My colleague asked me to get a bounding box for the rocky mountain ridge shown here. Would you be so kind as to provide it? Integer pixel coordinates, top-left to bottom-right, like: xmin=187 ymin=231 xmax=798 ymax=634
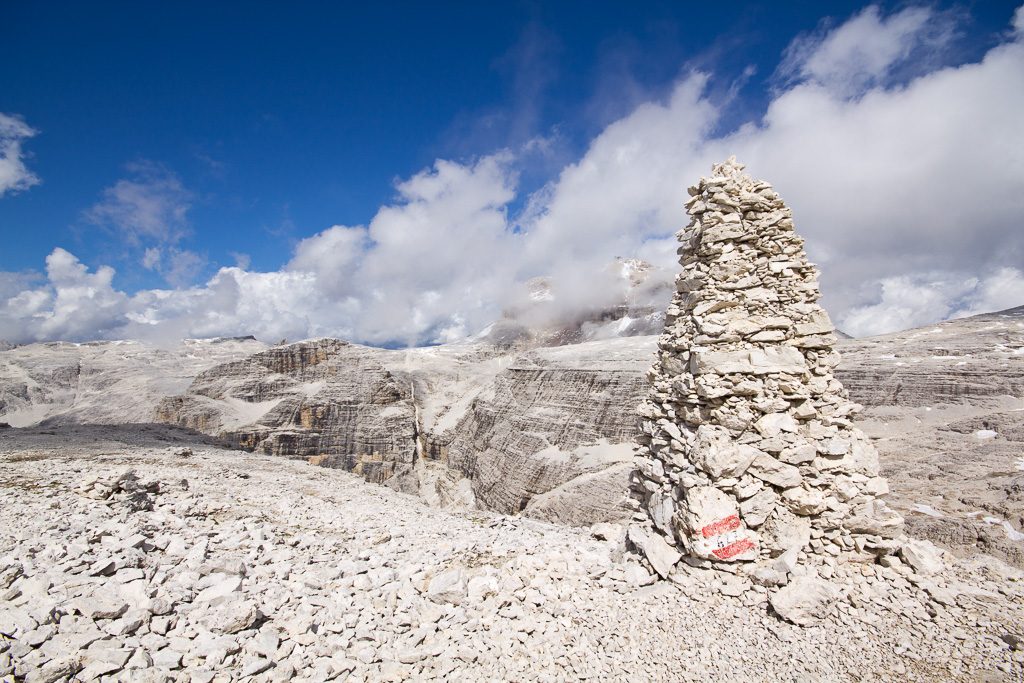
xmin=0 ymin=338 xmax=266 ymax=428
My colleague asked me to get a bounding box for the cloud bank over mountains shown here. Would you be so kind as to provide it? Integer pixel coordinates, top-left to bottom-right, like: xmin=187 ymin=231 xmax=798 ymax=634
xmin=2 ymin=4 xmax=1023 ymax=345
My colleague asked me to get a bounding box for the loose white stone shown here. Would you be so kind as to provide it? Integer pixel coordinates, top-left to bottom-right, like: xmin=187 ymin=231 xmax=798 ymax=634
xmin=427 ymin=568 xmax=467 ymax=605
xmin=770 ymin=577 xmax=842 ymax=626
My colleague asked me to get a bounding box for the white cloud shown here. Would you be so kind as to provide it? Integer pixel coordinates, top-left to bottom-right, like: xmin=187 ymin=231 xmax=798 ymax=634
xmin=83 ymin=162 xmax=207 ymax=287
xmin=286 ymin=155 xmax=519 ymax=344
xmin=777 ymin=5 xmax=955 ymax=97
xmin=2 ymin=4 xmax=1023 ymax=345
xmin=142 ymin=248 xmax=161 ymax=270
xmin=287 ymin=225 xmax=368 ymax=298
xmin=840 ymin=272 xmax=977 ymax=337
xmin=84 ymin=162 xmax=193 ymax=246
xmin=956 ymin=267 xmax=1024 ymax=319
xmin=0 ymin=249 xmax=129 ymax=342
xmin=162 ymin=249 xmax=205 ymax=288
xmin=716 ymin=16 xmax=1024 ymax=326
xmin=840 ymin=268 xmax=1024 ymax=337
xmin=229 ymin=252 xmax=251 ymax=270
xmin=0 ymin=113 xmax=40 ymax=197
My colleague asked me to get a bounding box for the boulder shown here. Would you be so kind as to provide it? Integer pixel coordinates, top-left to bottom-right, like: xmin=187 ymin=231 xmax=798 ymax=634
xmin=692 ymin=425 xmax=761 ymax=478
xmin=748 ymin=454 xmax=802 ymax=488
xmin=760 ymin=508 xmax=811 ymax=556
xmin=681 ymin=487 xmax=758 ymax=562
xmin=427 ymin=567 xmax=467 ymax=605
xmin=900 ymin=539 xmax=944 ymax=576
xmin=627 ymin=525 xmax=682 ymax=578
xmin=770 ymin=577 xmax=842 ymax=626
xmin=200 ymin=598 xmax=261 ymax=634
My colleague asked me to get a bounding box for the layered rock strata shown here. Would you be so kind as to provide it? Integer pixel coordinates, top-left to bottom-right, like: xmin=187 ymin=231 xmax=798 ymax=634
xmin=156 ymin=339 xmax=416 ymax=483
xmin=434 ymin=337 xmax=649 ymax=525
xmin=632 ymin=158 xmax=904 ymax=579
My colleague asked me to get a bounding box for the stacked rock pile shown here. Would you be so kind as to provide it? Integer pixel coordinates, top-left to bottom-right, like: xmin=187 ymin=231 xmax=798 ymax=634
xmin=76 ymin=470 xmax=165 ymax=513
xmin=631 ymin=157 xmax=905 ymax=584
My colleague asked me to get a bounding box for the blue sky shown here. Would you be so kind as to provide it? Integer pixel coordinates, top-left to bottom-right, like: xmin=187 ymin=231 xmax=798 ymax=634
xmin=1 ymin=2 xmax=1023 ymax=345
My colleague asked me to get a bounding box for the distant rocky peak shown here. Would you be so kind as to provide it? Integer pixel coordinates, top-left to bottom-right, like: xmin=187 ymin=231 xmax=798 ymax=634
xmin=480 ymin=258 xmax=673 ymax=349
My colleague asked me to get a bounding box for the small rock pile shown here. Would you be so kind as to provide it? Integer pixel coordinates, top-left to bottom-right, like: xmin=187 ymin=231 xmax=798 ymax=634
xmin=76 ymin=470 xmax=166 ymax=513
xmin=632 ymin=157 xmax=905 ymax=585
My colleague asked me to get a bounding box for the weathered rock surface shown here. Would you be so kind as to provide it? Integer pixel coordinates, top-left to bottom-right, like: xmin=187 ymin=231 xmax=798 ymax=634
xmin=770 ymin=577 xmax=843 ymax=626
xmin=155 ymin=339 xmax=417 ymax=483
xmin=837 ymin=305 xmax=1024 ymax=568
xmin=836 ymin=306 xmax=1024 ymax=408
xmin=0 ymin=338 xmax=265 ymax=427
xmin=435 ymin=337 xmax=650 ymax=524
xmin=1 ymin=425 xmax=1022 ymax=681
xmin=151 ymin=337 xmax=645 ymax=522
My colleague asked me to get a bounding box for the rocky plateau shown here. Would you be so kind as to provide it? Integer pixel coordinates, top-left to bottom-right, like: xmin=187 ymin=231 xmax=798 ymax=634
xmin=2 ymin=304 xmax=1020 ymax=569
xmin=0 ymin=425 xmax=1021 ymax=681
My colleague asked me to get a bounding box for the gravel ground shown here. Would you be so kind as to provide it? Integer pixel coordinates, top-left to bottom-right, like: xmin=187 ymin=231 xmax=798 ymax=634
xmin=0 ymin=425 xmax=1022 ymax=682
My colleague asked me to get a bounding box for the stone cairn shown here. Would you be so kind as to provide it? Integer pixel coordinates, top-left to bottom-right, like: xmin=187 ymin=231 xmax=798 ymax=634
xmin=630 ymin=157 xmax=904 ymax=585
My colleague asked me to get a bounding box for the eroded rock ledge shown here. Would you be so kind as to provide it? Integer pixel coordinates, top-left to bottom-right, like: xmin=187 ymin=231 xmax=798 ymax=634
xmin=155 ymin=339 xmax=416 ymax=483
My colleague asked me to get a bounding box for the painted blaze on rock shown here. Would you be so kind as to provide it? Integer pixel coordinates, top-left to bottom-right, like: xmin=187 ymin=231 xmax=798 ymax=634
xmin=630 ymin=157 xmax=903 ymax=573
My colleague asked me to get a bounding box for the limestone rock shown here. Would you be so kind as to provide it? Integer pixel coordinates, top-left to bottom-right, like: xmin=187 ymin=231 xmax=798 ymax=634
xmin=157 ymin=339 xmax=416 ymax=484
xmin=680 ymin=487 xmax=758 ymax=562
xmin=770 ymin=577 xmax=843 ymax=626
xmin=739 ymin=488 xmax=778 ymax=528
xmin=0 ymin=337 xmax=266 ymax=428
xmin=0 ymin=422 xmax=1021 ymax=680
xmin=627 ymin=525 xmax=682 ymax=578
xmin=782 ymin=486 xmax=827 ymax=515
xmin=899 ymin=539 xmax=945 ymax=576
xmin=692 ymin=425 xmax=761 ymax=479
xmin=748 ymin=454 xmax=802 ymax=488
xmin=759 ymin=506 xmax=811 ymax=556
xmin=438 ymin=338 xmax=647 ymax=524
xmin=427 ymin=568 xmax=467 ymax=605
xmin=200 ymin=599 xmax=260 ymax=634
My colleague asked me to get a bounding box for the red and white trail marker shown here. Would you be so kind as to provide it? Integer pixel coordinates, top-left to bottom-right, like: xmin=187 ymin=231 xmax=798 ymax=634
xmin=696 ymin=514 xmax=757 ymax=561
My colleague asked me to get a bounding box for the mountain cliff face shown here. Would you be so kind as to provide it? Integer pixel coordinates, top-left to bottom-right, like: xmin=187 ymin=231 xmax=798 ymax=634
xmin=155 ymin=339 xmax=417 ymax=483
xmin=833 ymin=305 xmax=1024 ymax=567
xmin=0 ymin=337 xmax=266 ymax=427
xmin=151 ymin=336 xmax=651 ymax=526
xmin=431 ymin=337 xmax=652 ymax=525
xmin=835 ymin=305 xmax=1024 ymax=407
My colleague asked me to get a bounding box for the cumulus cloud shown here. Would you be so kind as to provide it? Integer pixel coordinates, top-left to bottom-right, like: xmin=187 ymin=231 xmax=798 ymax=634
xmin=285 ymin=155 xmax=519 ymax=344
xmin=840 ymin=269 xmax=1024 ymax=337
xmin=0 ymin=113 xmax=40 ymax=197
xmin=2 ymin=4 xmax=1023 ymax=345
xmin=0 ymin=249 xmax=129 ymax=343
